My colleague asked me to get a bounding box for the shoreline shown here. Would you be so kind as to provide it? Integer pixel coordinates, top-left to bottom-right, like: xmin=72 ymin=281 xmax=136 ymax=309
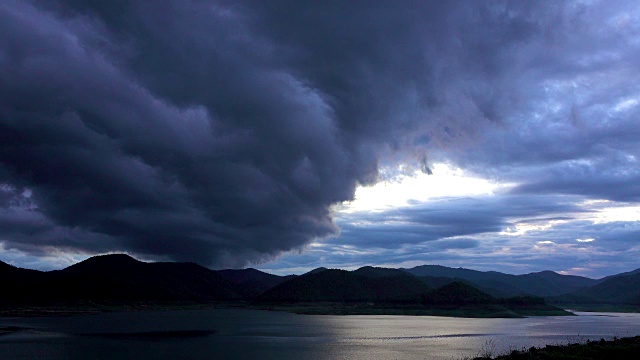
xmin=1 ymin=301 xmax=573 ymax=318
xmin=0 ymin=301 xmax=246 ymax=318
xmin=250 ymin=302 xmax=574 ymax=318
xmin=470 ymin=336 xmax=640 ymax=359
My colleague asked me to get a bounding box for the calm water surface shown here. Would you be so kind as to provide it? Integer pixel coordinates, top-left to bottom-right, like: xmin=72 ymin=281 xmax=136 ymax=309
xmin=1 ymin=309 xmax=639 ymax=359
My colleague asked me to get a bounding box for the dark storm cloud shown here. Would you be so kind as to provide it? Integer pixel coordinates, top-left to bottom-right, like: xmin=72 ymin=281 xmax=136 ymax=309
xmin=3 ymin=0 xmax=638 ymax=268
xmin=1 ymin=0 xmax=551 ymax=266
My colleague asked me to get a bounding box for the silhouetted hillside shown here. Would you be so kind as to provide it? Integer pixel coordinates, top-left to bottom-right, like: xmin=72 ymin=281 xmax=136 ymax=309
xmin=253 ymin=271 xmax=566 ymax=317
xmin=353 ymin=266 xmax=525 ymax=297
xmin=517 ymin=271 xmax=597 ymax=297
xmin=0 ymin=260 xmax=40 ymax=276
xmin=255 ymin=269 xmax=430 ymax=303
xmin=352 ymin=266 xmax=408 ymax=278
xmin=0 ymin=256 xmax=634 ymax=316
xmin=216 ymin=268 xmax=296 ymax=298
xmin=1 ymin=255 xmax=244 ymax=305
xmin=56 ymin=254 xmax=244 ymax=302
xmin=0 ymin=260 xmax=11 ymax=271
xmin=0 ymin=261 xmax=46 ymax=304
xmin=403 ymin=265 xmax=597 ymax=297
xmin=421 ymin=281 xmax=495 ymax=305
xmin=554 ymin=272 xmax=640 ymax=305
xmin=596 ymin=267 xmax=640 ymax=283
xmin=305 ymin=267 xmax=328 ymax=275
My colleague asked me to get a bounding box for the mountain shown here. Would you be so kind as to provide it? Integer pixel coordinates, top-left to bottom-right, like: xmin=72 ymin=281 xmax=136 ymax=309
xmin=596 ymin=267 xmax=640 ymax=283
xmin=403 ymin=265 xmax=526 ymax=296
xmin=353 ymin=265 xmax=544 ymax=297
xmin=56 ymin=254 xmax=244 ymax=302
xmin=351 ymin=266 xmax=409 ymax=278
xmin=253 ymin=270 xmax=567 ymax=317
xmin=0 ymin=260 xmax=43 ymax=276
xmin=556 ymin=272 xmax=640 ymax=305
xmin=0 ymin=260 xmax=11 ymax=271
xmin=403 ymin=265 xmax=597 ymax=297
xmin=216 ymin=268 xmax=296 ymax=298
xmin=255 ymin=269 xmax=431 ymax=303
xmin=2 ymin=256 xmax=636 ymax=315
xmin=0 ymin=261 xmax=47 ymax=304
xmin=0 ymin=260 xmax=38 ymax=276
xmin=421 ymin=281 xmax=495 ymax=305
xmin=1 ymin=254 xmax=244 ymax=305
xmin=304 ymin=267 xmax=328 ymax=275
xmin=515 ymin=271 xmax=597 ymax=297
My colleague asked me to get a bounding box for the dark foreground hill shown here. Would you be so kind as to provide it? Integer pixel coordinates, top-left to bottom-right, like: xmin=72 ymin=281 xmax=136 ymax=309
xmin=0 ymin=260 xmax=47 ymax=302
xmin=52 ymin=254 xmax=245 ymax=302
xmin=1 ymin=254 xmax=244 ymax=306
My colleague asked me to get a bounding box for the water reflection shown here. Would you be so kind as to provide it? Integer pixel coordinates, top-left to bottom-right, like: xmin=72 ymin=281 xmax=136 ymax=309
xmin=1 ymin=309 xmax=639 ymax=360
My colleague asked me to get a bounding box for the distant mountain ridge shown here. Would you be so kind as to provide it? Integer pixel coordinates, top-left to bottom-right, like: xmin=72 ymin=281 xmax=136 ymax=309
xmin=216 ymin=268 xmax=296 ymax=298
xmin=402 ymin=265 xmax=598 ymax=297
xmin=252 ymin=270 xmax=570 ymax=317
xmin=255 ymin=269 xmax=430 ymax=303
xmin=2 ymin=256 xmax=639 ymax=312
xmin=401 ymin=264 xmax=639 ymax=307
xmin=551 ymin=271 xmax=640 ymax=305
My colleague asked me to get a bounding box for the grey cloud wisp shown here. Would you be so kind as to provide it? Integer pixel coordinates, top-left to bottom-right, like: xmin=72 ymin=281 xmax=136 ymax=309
xmin=2 ymin=0 xmax=636 ymax=268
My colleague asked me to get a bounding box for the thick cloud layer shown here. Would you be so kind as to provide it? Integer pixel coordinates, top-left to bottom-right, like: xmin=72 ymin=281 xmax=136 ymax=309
xmin=2 ymin=1 xmax=639 ymax=271
xmin=0 ymin=0 xmax=531 ymax=266
xmin=436 ymin=0 xmax=640 ymax=201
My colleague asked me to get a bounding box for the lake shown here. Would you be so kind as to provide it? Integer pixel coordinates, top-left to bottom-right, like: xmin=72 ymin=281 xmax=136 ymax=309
xmin=1 ymin=309 xmax=639 ymax=359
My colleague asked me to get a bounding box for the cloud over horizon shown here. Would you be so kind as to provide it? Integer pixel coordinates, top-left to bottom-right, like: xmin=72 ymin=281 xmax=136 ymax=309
xmin=2 ymin=0 xmax=640 ymax=274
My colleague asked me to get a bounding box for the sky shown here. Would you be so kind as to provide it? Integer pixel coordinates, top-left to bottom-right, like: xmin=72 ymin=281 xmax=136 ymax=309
xmin=1 ymin=0 xmax=640 ymax=278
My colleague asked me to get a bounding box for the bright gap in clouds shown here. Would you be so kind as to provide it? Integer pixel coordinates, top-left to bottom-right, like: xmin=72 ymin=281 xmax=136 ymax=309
xmin=591 ymin=205 xmax=640 ymax=224
xmin=337 ymin=163 xmax=504 ymax=213
xmin=574 ymin=199 xmax=640 ymax=223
